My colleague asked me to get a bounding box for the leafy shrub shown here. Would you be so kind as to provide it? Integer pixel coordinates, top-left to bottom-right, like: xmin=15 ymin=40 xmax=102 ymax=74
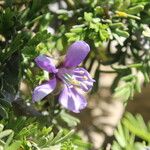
xmin=1 ymin=0 xmax=150 ymax=149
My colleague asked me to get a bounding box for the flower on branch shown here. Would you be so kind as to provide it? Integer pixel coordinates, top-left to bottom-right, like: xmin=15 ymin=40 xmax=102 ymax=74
xmin=32 ymin=41 xmax=95 ymax=113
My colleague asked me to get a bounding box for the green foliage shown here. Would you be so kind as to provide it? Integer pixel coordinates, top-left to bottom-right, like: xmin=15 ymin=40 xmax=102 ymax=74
xmin=112 ymin=112 xmax=150 ymax=150
xmin=114 ymin=74 xmax=141 ymax=102
xmin=59 ymin=110 xmax=80 ymax=127
xmin=1 ymin=0 xmax=150 ymax=149
xmin=22 ymin=30 xmax=51 ymax=58
xmin=0 ymin=117 xmax=91 ymax=150
xmin=123 ymin=113 xmax=150 ymax=142
xmin=66 ymin=12 xmax=109 ymax=47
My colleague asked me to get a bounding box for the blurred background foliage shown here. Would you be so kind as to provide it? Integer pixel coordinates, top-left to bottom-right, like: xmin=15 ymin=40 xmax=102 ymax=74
xmin=1 ymin=0 xmax=150 ymax=149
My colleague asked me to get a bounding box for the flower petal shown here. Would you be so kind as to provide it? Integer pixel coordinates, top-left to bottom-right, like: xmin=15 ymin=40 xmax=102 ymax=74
xmin=59 ymin=86 xmax=87 ymax=113
xmin=32 ymin=78 xmax=56 ymax=102
xmin=35 ymin=55 xmax=58 ymax=73
xmin=73 ymin=68 xmax=95 ymax=92
xmin=64 ymin=41 xmax=90 ymax=68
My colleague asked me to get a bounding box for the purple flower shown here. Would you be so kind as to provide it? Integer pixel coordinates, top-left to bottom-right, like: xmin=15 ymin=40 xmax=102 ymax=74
xmin=32 ymin=41 xmax=95 ymax=113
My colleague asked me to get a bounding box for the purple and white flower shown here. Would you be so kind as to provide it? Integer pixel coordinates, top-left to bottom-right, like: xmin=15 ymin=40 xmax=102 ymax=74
xmin=32 ymin=41 xmax=95 ymax=113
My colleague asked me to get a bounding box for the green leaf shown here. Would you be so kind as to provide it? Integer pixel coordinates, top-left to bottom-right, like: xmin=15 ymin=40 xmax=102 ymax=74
xmin=50 ymin=130 xmax=63 ymax=145
xmin=142 ymin=25 xmax=150 ymax=37
xmin=0 ymin=125 xmax=4 ymax=132
xmin=123 ymin=113 xmax=150 ymax=142
xmin=0 ymin=130 xmax=13 ymax=139
xmin=114 ymin=29 xmax=129 ymax=38
xmin=5 ymin=140 xmax=22 ymax=150
xmin=60 ymin=111 xmax=80 ymax=127
xmin=84 ymin=12 xmax=93 ymax=22
xmin=0 ymin=99 xmax=12 ymax=108
xmin=42 ymin=144 xmax=61 ymax=150
xmin=54 ymin=130 xmax=75 ymax=144
xmin=114 ymin=123 xmax=126 ymax=147
xmin=56 ymin=38 xmax=64 ymax=51
xmin=70 ymin=27 xmax=83 ymax=33
xmin=114 ymin=84 xmax=131 ymax=101
xmin=94 ymin=6 xmax=104 ymax=15
xmin=110 ymin=23 xmax=124 ymax=29
xmin=0 ymin=105 xmax=8 ymax=119
xmin=127 ymin=5 xmax=144 ymax=15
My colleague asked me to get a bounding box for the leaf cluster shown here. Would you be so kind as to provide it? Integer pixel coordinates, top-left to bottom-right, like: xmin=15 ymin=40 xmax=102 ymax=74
xmin=111 ymin=112 xmax=150 ymax=150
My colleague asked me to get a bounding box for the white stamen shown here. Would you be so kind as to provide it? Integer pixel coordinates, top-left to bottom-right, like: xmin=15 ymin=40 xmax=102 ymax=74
xmin=83 ymin=76 xmax=88 ymax=80
xmin=63 ymin=73 xmax=80 ymax=86
xmin=74 ymin=70 xmax=85 ymax=74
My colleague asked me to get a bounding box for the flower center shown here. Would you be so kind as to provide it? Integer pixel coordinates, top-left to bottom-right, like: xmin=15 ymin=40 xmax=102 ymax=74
xmin=63 ymin=73 xmax=80 ymax=86
xmin=56 ymin=68 xmax=93 ymax=92
xmin=57 ymin=68 xmax=80 ymax=87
